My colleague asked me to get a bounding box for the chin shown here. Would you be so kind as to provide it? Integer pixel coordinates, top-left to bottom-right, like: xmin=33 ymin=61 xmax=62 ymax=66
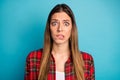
xmin=55 ymin=41 xmax=64 ymax=44
xmin=54 ymin=40 xmax=68 ymax=45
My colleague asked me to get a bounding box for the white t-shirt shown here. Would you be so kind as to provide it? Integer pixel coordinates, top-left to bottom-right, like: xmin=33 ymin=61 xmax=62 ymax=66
xmin=56 ymin=71 xmax=65 ymax=80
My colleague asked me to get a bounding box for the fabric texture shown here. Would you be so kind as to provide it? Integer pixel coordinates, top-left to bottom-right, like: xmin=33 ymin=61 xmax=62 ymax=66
xmin=25 ymin=49 xmax=95 ymax=80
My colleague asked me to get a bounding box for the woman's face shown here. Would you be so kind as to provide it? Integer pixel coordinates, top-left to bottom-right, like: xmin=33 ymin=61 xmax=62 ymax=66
xmin=50 ymin=12 xmax=72 ymax=45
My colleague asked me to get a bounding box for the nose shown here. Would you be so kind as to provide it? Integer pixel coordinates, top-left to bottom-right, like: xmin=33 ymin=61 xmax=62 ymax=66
xmin=57 ymin=23 xmax=63 ymax=32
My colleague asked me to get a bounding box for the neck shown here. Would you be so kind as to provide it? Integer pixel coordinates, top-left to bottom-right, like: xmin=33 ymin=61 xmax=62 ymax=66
xmin=52 ymin=42 xmax=70 ymax=56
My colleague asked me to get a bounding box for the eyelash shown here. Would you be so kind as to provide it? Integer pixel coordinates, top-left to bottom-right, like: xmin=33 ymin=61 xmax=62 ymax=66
xmin=64 ymin=22 xmax=69 ymax=26
xmin=51 ymin=22 xmax=58 ymax=26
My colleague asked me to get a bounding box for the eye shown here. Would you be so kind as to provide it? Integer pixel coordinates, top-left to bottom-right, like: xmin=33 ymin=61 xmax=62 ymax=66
xmin=64 ymin=22 xmax=70 ymax=26
xmin=51 ymin=22 xmax=58 ymax=26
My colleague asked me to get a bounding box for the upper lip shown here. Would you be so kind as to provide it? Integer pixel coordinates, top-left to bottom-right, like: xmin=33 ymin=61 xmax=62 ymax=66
xmin=56 ymin=34 xmax=64 ymax=36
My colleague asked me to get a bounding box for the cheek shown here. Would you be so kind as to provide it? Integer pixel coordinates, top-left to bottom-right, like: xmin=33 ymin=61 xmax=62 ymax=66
xmin=50 ymin=26 xmax=57 ymax=34
xmin=65 ymin=29 xmax=72 ymax=38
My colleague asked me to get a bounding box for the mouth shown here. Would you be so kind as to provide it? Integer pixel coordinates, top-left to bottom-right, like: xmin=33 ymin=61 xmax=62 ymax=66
xmin=56 ymin=34 xmax=64 ymax=39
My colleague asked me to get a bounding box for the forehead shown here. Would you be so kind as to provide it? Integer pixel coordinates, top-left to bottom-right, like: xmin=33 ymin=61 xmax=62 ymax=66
xmin=51 ymin=12 xmax=71 ymax=21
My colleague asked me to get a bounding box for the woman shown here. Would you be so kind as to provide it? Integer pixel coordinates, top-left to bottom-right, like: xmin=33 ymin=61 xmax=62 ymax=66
xmin=25 ymin=4 xmax=95 ymax=80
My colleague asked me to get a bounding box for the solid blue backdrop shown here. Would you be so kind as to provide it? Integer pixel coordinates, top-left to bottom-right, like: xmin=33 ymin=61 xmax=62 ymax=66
xmin=0 ymin=0 xmax=120 ymax=80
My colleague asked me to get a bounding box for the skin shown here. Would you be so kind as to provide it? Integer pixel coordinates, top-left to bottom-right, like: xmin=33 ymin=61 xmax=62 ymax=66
xmin=50 ymin=12 xmax=72 ymax=72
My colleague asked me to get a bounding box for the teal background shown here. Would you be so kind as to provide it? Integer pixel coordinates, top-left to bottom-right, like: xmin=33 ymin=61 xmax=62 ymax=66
xmin=0 ymin=0 xmax=120 ymax=80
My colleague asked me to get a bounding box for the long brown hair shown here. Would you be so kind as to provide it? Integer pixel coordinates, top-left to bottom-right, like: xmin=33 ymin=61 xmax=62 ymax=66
xmin=38 ymin=4 xmax=85 ymax=80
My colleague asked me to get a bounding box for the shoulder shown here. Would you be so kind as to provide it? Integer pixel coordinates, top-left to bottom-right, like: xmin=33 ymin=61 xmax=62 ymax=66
xmin=81 ymin=51 xmax=95 ymax=79
xmin=26 ymin=49 xmax=43 ymax=60
xmin=81 ymin=51 xmax=94 ymax=61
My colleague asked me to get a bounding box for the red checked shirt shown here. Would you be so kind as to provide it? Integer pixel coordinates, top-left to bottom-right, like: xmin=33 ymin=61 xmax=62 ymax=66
xmin=25 ymin=49 xmax=95 ymax=80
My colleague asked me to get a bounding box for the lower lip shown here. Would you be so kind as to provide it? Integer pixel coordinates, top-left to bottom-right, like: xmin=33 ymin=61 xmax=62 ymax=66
xmin=56 ymin=35 xmax=64 ymax=39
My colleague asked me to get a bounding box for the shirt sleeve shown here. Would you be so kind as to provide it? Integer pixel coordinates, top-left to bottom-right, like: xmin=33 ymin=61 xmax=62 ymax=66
xmin=24 ymin=53 xmax=31 ymax=80
xmin=24 ymin=51 xmax=38 ymax=80
xmin=24 ymin=49 xmax=42 ymax=80
xmin=82 ymin=52 xmax=95 ymax=80
xmin=89 ymin=54 xmax=95 ymax=80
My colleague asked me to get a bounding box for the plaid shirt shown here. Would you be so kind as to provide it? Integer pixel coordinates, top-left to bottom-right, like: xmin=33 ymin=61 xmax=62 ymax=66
xmin=25 ymin=49 xmax=95 ymax=80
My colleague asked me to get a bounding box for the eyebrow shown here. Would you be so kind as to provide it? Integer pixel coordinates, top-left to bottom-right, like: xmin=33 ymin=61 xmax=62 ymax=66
xmin=51 ymin=19 xmax=58 ymax=21
xmin=63 ymin=20 xmax=70 ymax=22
